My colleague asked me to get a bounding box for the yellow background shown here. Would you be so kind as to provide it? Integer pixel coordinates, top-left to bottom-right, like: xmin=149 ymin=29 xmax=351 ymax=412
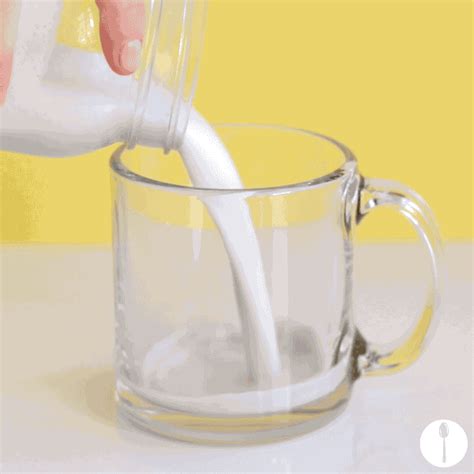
xmin=1 ymin=0 xmax=472 ymax=243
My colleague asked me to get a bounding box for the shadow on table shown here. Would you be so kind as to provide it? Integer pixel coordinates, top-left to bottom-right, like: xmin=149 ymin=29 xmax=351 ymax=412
xmin=36 ymin=367 xmax=201 ymax=450
xmin=39 ymin=367 xmax=116 ymax=427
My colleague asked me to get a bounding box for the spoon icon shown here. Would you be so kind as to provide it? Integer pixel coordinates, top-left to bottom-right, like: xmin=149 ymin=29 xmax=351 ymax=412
xmin=439 ymin=422 xmax=449 ymax=463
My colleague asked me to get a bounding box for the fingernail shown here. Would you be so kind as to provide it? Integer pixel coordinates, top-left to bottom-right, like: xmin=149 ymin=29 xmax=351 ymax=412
xmin=119 ymin=40 xmax=141 ymax=73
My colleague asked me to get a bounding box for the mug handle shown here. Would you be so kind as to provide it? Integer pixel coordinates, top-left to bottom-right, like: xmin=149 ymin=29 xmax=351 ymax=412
xmin=354 ymin=177 xmax=443 ymax=376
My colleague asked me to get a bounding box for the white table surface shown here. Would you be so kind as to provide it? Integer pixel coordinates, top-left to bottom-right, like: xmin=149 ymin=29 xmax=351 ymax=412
xmin=1 ymin=243 xmax=472 ymax=473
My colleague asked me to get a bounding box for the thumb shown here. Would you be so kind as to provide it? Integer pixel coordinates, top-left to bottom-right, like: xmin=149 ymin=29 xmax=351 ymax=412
xmin=96 ymin=0 xmax=145 ymax=75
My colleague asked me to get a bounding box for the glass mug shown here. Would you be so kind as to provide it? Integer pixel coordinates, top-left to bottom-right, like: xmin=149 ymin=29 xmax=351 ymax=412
xmin=110 ymin=125 xmax=441 ymax=444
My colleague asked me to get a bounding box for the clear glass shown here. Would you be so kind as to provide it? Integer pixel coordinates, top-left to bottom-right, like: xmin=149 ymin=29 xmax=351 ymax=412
xmin=110 ymin=125 xmax=442 ymax=444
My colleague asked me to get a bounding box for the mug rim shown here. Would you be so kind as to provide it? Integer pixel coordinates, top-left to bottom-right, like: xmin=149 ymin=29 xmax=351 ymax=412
xmin=110 ymin=123 xmax=358 ymax=196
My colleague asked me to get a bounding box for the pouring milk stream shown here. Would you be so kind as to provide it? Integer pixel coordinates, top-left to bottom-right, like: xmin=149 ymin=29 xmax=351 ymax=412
xmin=0 ymin=0 xmax=282 ymax=383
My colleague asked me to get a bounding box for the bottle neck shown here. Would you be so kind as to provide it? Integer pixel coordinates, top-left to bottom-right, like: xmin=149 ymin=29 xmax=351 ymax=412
xmin=127 ymin=0 xmax=207 ymax=152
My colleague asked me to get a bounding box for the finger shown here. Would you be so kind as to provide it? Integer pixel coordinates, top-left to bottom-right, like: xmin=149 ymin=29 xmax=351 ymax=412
xmin=96 ymin=0 xmax=145 ymax=75
xmin=0 ymin=0 xmax=19 ymax=104
xmin=0 ymin=51 xmax=13 ymax=104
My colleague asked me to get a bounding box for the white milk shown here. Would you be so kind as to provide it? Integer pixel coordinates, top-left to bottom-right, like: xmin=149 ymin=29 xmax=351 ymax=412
xmin=138 ymin=320 xmax=347 ymax=415
xmin=179 ymin=112 xmax=281 ymax=382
